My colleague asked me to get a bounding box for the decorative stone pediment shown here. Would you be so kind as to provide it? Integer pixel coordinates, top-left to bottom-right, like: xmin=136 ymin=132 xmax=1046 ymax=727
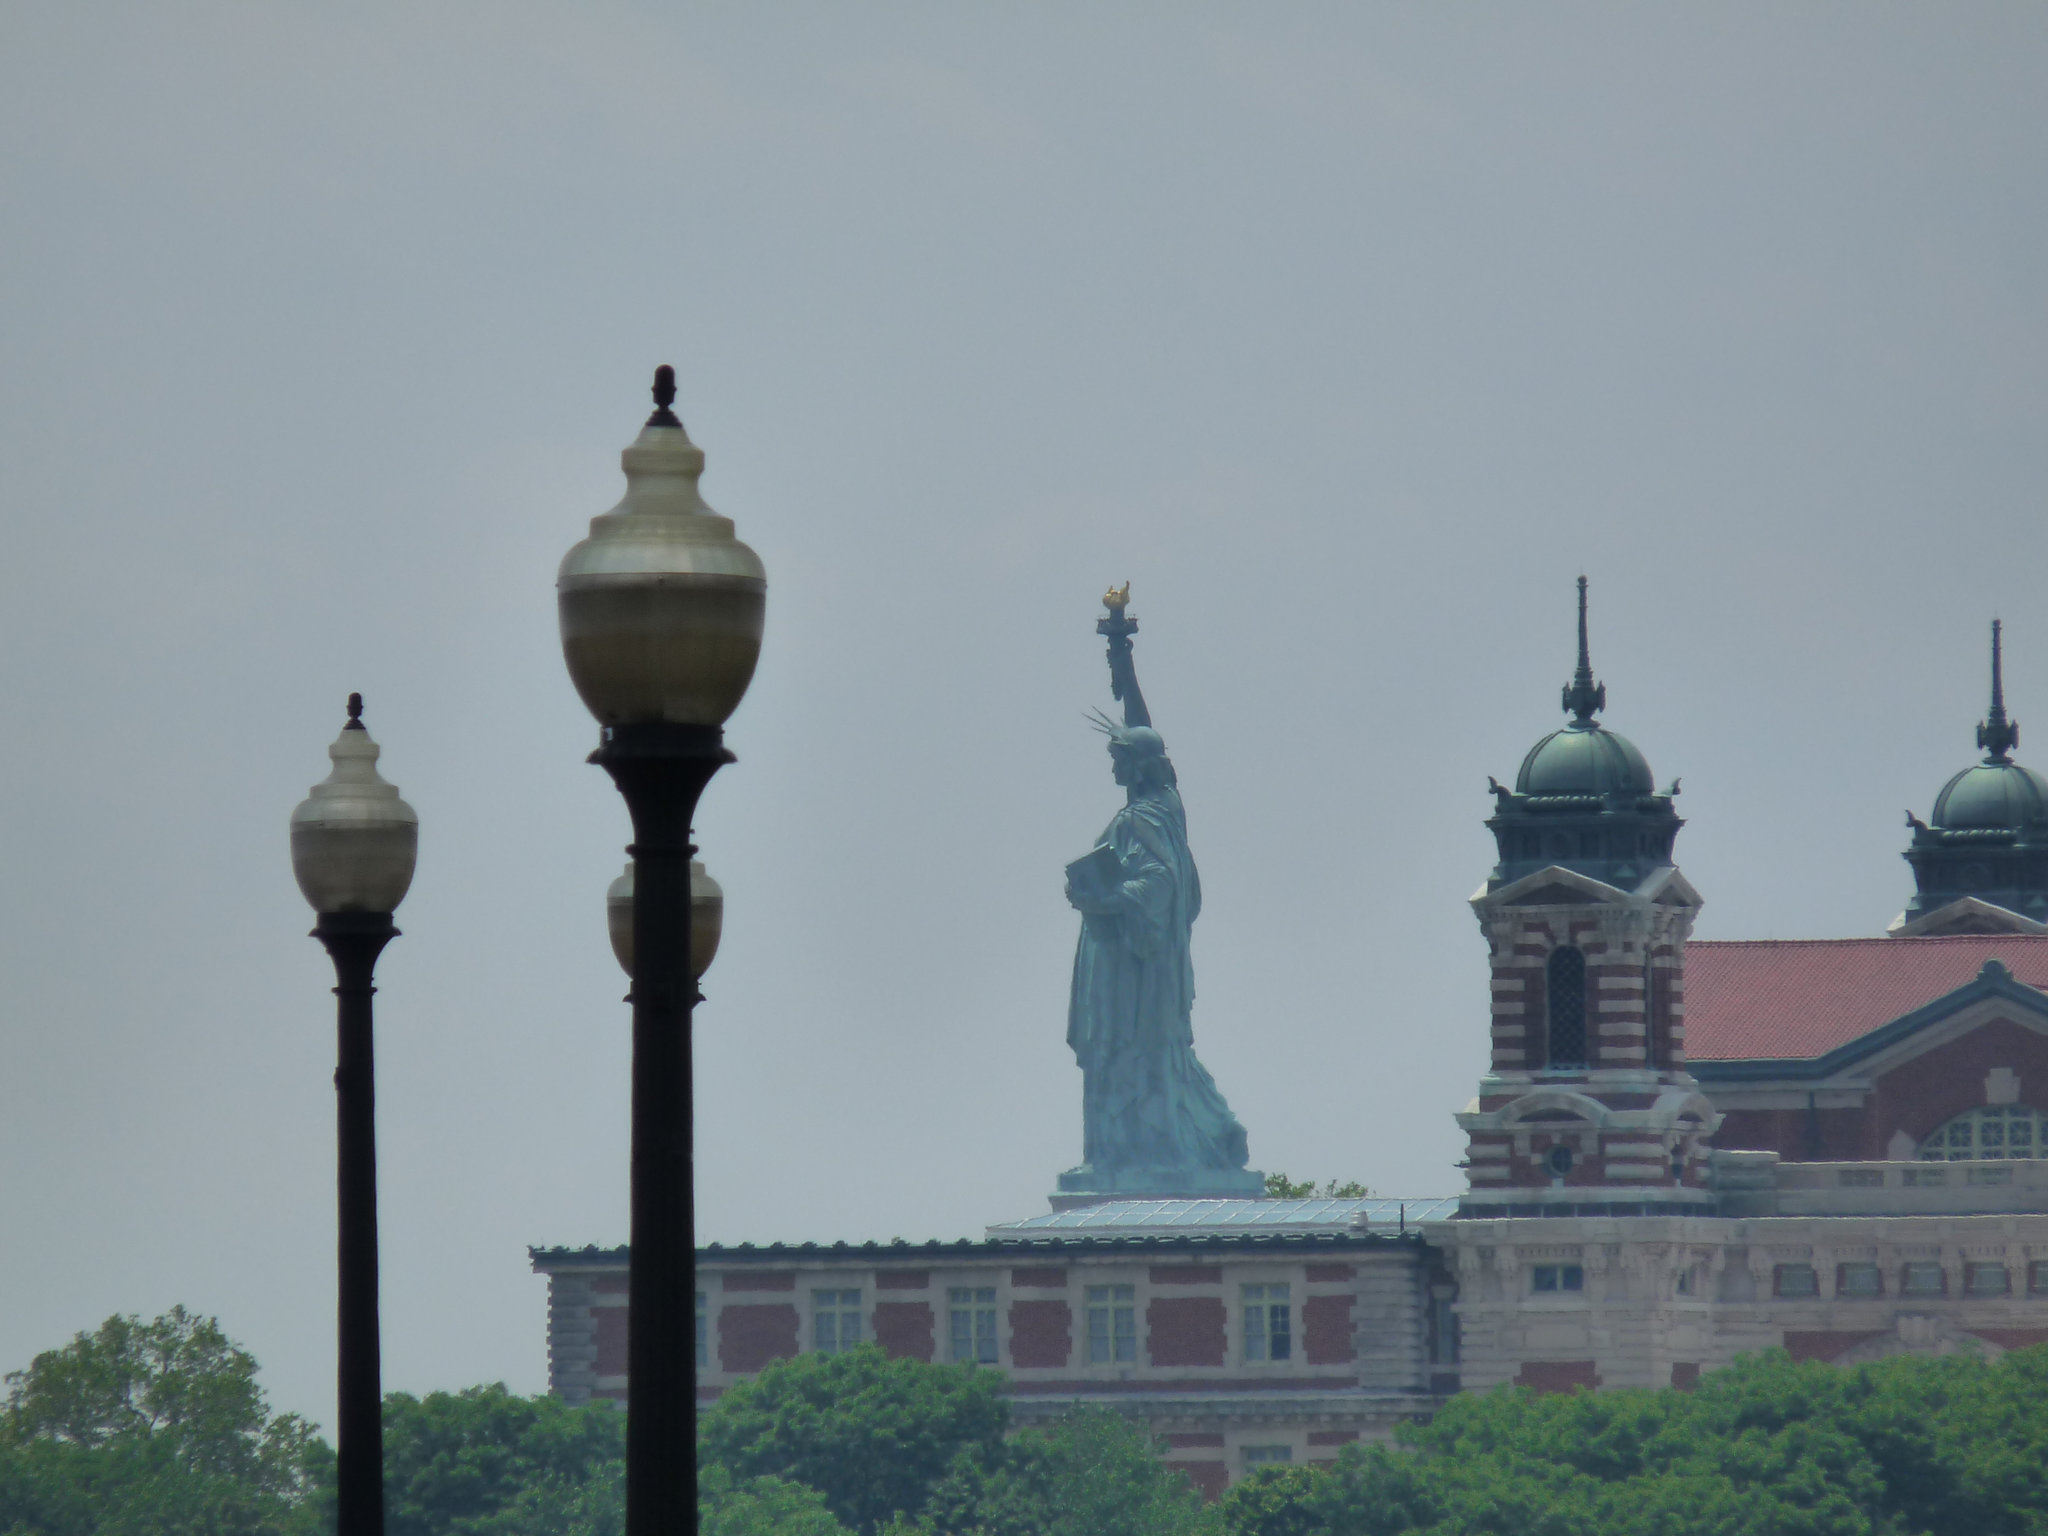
xmin=1506 ymin=882 xmax=1601 ymax=907
xmin=1823 ymin=1316 xmax=2032 ymax=1365
xmin=1499 ymin=1090 xmax=1609 ymax=1128
xmin=1635 ymin=866 xmax=1704 ymax=910
xmin=1479 ymin=865 xmax=1631 ymax=912
xmin=1478 ymin=863 xmax=1703 ymax=918
xmin=1888 ymin=895 xmax=2048 ymax=939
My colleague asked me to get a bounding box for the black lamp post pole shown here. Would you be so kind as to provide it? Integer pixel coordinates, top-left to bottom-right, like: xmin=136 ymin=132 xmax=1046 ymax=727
xmin=315 ymin=910 xmax=397 ymax=1536
xmin=594 ymin=721 xmax=731 ymax=1536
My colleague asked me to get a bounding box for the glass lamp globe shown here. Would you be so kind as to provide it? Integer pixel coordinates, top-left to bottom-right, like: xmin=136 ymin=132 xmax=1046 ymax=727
xmin=557 ymin=368 xmax=767 ymax=727
xmin=290 ymin=695 xmax=419 ymax=915
xmin=606 ymin=860 xmax=723 ymax=980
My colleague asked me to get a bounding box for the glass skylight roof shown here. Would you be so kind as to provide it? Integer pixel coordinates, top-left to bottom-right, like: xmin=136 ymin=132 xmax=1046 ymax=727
xmin=987 ymin=1196 xmax=1460 ymax=1239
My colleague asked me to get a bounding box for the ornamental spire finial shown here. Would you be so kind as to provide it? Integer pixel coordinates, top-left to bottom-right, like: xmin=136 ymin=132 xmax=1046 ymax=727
xmin=345 ymin=692 xmax=365 ymax=731
xmin=646 ymin=364 xmax=682 ymax=429
xmin=1977 ymin=618 xmax=2019 ymax=763
xmin=1561 ymin=575 xmax=1607 ymax=725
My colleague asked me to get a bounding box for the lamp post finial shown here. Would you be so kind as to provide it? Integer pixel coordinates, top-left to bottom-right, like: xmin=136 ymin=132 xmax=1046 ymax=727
xmin=647 ymin=365 xmax=682 ymax=429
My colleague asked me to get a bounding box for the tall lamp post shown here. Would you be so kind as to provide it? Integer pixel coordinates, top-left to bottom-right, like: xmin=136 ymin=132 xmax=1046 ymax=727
xmin=558 ymin=368 xmax=765 ymax=1535
xmin=289 ymin=694 xmax=418 ymax=1536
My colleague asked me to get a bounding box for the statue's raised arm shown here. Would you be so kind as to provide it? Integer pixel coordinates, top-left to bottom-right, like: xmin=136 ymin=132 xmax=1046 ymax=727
xmin=1096 ymin=582 xmax=1152 ymax=729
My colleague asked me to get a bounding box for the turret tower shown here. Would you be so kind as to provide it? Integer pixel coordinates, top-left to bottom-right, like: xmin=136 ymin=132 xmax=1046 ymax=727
xmin=1457 ymin=580 xmax=1718 ymax=1216
xmin=1892 ymin=621 xmax=2048 ymax=937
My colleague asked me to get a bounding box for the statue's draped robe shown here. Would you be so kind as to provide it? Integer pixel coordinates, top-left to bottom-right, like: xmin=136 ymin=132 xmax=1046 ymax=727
xmin=1067 ymin=786 xmax=1250 ymax=1172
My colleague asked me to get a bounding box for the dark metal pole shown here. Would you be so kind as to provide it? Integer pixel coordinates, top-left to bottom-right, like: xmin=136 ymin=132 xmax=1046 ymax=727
xmin=316 ymin=910 xmax=396 ymax=1536
xmin=593 ymin=722 xmax=730 ymax=1536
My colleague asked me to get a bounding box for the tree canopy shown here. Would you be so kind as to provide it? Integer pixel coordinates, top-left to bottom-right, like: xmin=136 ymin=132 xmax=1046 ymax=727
xmin=11 ymin=1311 xmax=2048 ymax=1536
xmin=0 ymin=1307 xmax=330 ymax=1536
xmin=1217 ymin=1345 xmax=2048 ymax=1536
xmin=1262 ymin=1175 xmax=1371 ymax=1200
xmin=698 ymin=1344 xmax=1010 ymax=1535
xmin=380 ymin=1383 xmax=625 ymax=1536
xmin=904 ymin=1406 xmax=1215 ymax=1536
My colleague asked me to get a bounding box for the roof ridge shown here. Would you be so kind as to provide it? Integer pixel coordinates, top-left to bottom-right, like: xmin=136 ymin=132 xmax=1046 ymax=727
xmin=1691 ymin=934 xmax=2048 ymax=950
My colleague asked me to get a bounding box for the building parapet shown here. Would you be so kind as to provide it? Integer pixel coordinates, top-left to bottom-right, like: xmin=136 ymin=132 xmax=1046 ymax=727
xmin=1710 ymin=1152 xmax=2048 ymax=1217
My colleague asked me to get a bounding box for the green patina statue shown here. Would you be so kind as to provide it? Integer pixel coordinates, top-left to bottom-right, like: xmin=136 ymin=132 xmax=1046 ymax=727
xmin=1055 ymin=586 xmax=1263 ymax=1204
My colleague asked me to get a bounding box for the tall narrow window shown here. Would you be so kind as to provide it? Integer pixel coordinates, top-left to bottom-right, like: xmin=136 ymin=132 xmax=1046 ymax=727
xmin=696 ymin=1291 xmax=708 ymax=1368
xmin=1428 ymin=1295 xmax=1460 ymax=1364
xmin=1241 ymin=1284 xmax=1292 ymax=1362
xmin=812 ymin=1290 xmax=863 ymax=1354
xmin=1642 ymin=956 xmax=1660 ymax=1069
xmin=949 ymin=1287 xmax=998 ymax=1364
xmin=1085 ymin=1285 xmax=1136 ymax=1364
xmin=1546 ymin=946 xmax=1587 ymax=1068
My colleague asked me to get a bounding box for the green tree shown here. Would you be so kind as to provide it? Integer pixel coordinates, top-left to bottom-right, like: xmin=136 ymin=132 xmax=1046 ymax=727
xmin=1261 ymin=1175 xmax=1370 ymax=1200
xmin=699 ymin=1345 xmax=1009 ymax=1536
xmin=699 ymin=1463 xmax=850 ymax=1536
xmin=380 ymin=1382 xmax=625 ymax=1536
xmin=0 ymin=1307 xmax=331 ymax=1536
xmin=1218 ymin=1347 xmax=2048 ymax=1536
xmin=910 ymin=1408 xmax=1218 ymax=1536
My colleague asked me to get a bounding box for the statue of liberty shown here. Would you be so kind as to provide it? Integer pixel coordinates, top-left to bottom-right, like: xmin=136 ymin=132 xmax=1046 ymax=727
xmin=1056 ymin=585 xmax=1263 ymax=1204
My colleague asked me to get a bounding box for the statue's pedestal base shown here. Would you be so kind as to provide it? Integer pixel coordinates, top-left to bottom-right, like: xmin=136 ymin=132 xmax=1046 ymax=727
xmin=1049 ymin=1164 xmax=1266 ymax=1212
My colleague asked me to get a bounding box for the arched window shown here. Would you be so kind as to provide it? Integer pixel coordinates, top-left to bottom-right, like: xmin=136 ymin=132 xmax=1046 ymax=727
xmin=1917 ymin=1104 xmax=2045 ymax=1160
xmin=1545 ymin=946 xmax=1587 ymax=1069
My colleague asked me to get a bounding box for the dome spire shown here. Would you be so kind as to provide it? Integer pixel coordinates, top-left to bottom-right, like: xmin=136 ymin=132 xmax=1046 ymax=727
xmin=1978 ymin=618 xmax=2019 ymax=763
xmin=1561 ymin=575 xmax=1607 ymax=725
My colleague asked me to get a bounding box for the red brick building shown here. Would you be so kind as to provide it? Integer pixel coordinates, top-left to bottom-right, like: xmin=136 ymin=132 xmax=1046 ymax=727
xmin=533 ymin=1204 xmax=1462 ymax=1489
xmin=1689 ymin=939 xmax=2048 ymax=1164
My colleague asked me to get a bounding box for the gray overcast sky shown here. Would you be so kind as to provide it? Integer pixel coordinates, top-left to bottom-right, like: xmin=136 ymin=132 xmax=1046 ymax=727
xmin=3 ymin=2 xmax=2047 ymax=1427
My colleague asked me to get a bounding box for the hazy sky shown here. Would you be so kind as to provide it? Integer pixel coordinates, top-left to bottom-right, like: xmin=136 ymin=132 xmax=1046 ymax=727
xmin=4 ymin=2 xmax=2048 ymax=1428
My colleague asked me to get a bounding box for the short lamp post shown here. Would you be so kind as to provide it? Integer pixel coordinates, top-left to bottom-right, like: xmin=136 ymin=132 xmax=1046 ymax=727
xmin=289 ymin=694 xmax=418 ymax=1536
xmin=557 ymin=368 xmax=765 ymax=1536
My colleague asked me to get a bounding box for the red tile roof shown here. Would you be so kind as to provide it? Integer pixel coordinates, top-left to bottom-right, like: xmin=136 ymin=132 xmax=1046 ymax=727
xmin=1684 ymin=935 xmax=2048 ymax=1062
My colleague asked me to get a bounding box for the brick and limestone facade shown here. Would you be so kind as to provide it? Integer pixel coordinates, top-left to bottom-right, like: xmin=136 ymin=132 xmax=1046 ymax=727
xmin=532 ymin=1218 xmax=1453 ymax=1491
xmin=1458 ymin=864 xmax=1720 ymax=1217
xmin=1429 ymin=1169 xmax=2048 ymax=1393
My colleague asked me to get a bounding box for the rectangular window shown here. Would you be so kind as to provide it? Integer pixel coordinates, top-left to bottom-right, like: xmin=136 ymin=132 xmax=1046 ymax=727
xmin=1531 ymin=1264 xmax=1584 ymax=1294
xmin=696 ymin=1291 xmax=707 ymax=1368
xmin=812 ymin=1289 xmax=862 ymax=1354
xmin=1430 ymin=1295 xmax=1462 ymax=1363
xmin=1966 ymin=1263 xmax=2011 ymax=1297
xmin=948 ymin=1287 xmax=998 ymax=1364
xmin=1837 ymin=1263 xmax=1883 ymax=1298
xmin=1774 ymin=1264 xmax=1819 ymax=1298
xmin=1085 ymin=1285 xmax=1136 ymax=1364
xmin=1901 ymin=1262 xmax=1946 ymax=1298
xmin=2031 ymin=1262 xmax=2048 ymax=1297
xmin=1242 ymin=1445 xmax=1293 ymax=1469
xmin=1674 ymin=1268 xmax=1695 ymax=1297
xmin=1241 ymin=1284 xmax=1292 ymax=1362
